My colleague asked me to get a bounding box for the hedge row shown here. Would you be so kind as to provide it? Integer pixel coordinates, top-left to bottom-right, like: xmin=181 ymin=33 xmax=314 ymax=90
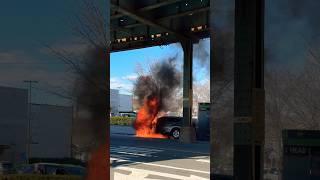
xmin=0 ymin=175 xmax=82 ymax=180
xmin=110 ymin=116 xmax=134 ymax=126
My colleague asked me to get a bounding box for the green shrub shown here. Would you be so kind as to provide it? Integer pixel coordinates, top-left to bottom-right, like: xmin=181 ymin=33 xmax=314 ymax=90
xmin=110 ymin=116 xmax=134 ymax=126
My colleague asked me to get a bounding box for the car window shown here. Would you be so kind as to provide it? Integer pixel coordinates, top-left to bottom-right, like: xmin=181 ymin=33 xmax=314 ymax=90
xmin=44 ymin=165 xmax=59 ymax=174
xmin=174 ymin=118 xmax=182 ymax=122
xmin=64 ymin=166 xmax=85 ymax=175
xmin=20 ymin=165 xmax=33 ymax=174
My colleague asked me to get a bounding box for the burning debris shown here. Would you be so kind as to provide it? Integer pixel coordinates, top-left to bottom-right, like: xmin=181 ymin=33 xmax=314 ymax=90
xmin=133 ymin=58 xmax=181 ymax=138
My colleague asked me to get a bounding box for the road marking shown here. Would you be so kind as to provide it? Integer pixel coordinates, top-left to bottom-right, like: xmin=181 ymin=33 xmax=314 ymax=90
xmin=111 ymin=146 xmax=164 ymax=158
xmin=114 ymin=166 xmax=209 ymax=180
xmin=113 ymin=151 xmax=152 ymax=157
xmin=111 ymin=146 xmax=163 ymax=153
xmin=110 ymin=157 xmax=128 ymax=162
xmin=113 ymin=145 xmax=209 ymax=155
xmin=196 ymin=159 xmax=210 ymax=163
xmin=118 ymin=146 xmax=163 ymax=152
xmin=111 ymin=157 xmax=209 ymax=174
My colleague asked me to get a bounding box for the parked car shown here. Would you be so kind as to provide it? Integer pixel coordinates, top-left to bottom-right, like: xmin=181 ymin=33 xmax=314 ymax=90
xmin=119 ymin=112 xmax=136 ymax=118
xmin=155 ymin=116 xmax=197 ymax=139
xmin=0 ymin=161 xmax=14 ymax=175
xmin=17 ymin=163 xmax=85 ymax=175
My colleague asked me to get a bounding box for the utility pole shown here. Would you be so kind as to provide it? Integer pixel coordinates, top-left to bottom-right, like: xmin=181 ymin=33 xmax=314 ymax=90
xmin=23 ymin=80 xmax=38 ymax=164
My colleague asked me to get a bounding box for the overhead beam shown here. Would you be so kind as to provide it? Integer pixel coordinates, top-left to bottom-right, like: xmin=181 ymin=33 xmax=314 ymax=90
xmin=111 ymin=0 xmax=183 ymax=20
xmin=110 ymin=26 xmax=132 ymax=36
xmin=122 ymin=6 xmax=210 ymax=29
xmin=111 ymin=3 xmax=196 ymax=42
xmin=110 ymin=29 xmax=210 ymax=53
xmin=157 ymin=6 xmax=210 ymax=21
xmin=111 ymin=38 xmax=177 ymax=53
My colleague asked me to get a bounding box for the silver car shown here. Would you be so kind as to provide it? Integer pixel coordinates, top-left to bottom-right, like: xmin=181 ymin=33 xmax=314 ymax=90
xmin=155 ymin=116 xmax=183 ymax=139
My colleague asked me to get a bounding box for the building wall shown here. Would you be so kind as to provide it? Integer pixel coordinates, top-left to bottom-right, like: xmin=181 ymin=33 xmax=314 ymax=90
xmin=0 ymin=86 xmax=28 ymax=163
xmin=30 ymin=104 xmax=72 ymax=159
xmin=119 ymin=94 xmax=132 ymax=112
xmin=110 ymin=89 xmax=119 ymax=115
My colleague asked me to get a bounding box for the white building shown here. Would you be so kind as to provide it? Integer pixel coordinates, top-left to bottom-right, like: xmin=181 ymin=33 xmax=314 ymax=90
xmin=30 ymin=104 xmax=73 ymax=159
xmin=0 ymin=86 xmax=73 ymax=164
xmin=0 ymin=86 xmax=28 ymax=164
xmin=110 ymin=89 xmax=133 ymax=115
xmin=119 ymin=94 xmax=133 ymax=112
xmin=110 ymin=89 xmax=119 ymax=115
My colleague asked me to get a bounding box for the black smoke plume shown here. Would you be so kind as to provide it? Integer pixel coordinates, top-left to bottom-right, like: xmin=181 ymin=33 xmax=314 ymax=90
xmin=134 ymin=57 xmax=181 ymax=112
xmin=73 ymin=47 xmax=107 ymax=148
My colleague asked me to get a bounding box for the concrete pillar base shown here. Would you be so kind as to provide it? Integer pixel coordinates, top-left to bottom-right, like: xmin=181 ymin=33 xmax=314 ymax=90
xmin=180 ymin=127 xmax=196 ymax=143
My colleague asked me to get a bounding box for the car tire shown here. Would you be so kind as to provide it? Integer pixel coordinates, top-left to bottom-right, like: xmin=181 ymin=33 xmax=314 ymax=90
xmin=170 ymin=128 xmax=180 ymax=139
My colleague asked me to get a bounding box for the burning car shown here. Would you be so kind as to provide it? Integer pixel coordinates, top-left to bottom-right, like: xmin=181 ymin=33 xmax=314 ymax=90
xmin=154 ymin=116 xmax=198 ymax=139
xmin=133 ymin=59 xmax=182 ymax=139
xmin=155 ymin=116 xmax=183 ymax=139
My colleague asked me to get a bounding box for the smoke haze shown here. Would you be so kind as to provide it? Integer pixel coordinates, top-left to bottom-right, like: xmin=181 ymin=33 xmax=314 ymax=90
xmin=134 ymin=57 xmax=181 ymax=113
xmin=266 ymin=0 xmax=320 ymax=68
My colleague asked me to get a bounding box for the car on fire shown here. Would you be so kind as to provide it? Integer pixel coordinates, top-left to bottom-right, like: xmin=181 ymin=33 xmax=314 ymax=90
xmin=155 ymin=116 xmax=197 ymax=139
xmin=155 ymin=116 xmax=182 ymax=139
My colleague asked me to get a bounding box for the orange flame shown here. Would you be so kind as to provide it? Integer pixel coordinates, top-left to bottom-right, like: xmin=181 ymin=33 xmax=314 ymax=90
xmin=134 ymin=97 xmax=167 ymax=138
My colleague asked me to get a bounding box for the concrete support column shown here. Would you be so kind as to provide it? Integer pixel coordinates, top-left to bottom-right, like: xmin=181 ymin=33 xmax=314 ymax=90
xmin=210 ymin=0 xmax=235 ymax=177
xmin=180 ymin=40 xmax=196 ymax=143
xmin=234 ymin=0 xmax=265 ymax=179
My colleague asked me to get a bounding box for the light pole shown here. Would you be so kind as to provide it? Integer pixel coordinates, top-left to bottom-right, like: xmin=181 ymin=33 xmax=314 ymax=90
xmin=23 ymin=80 xmax=38 ymax=164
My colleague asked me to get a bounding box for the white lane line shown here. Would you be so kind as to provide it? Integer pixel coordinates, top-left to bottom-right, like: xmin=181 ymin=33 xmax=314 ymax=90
xmin=118 ymin=146 xmax=163 ymax=152
xmin=111 ymin=146 xmax=163 ymax=153
xmin=114 ymin=151 xmax=152 ymax=157
xmin=110 ymin=154 xmax=132 ymax=159
xmin=111 ymin=144 xmax=209 ymax=155
xmin=114 ymin=166 xmax=209 ymax=180
xmin=113 ymin=145 xmax=209 ymax=155
xmin=196 ymin=159 xmax=210 ymax=163
xmin=111 ymin=146 xmax=163 ymax=158
xmin=110 ymin=157 xmax=128 ymax=162
xmin=111 ymin=157 xmax=209 ymax=174
xmin=110 ymin=148 xmax=160 ymax=154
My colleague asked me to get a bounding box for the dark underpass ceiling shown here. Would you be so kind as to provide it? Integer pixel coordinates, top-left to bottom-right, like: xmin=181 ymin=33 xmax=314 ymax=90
xmin=110 ymin=0 xmax=210 ymax=52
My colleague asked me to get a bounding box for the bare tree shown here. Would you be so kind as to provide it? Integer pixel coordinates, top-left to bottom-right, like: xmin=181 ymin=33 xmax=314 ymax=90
xmin=265 ymin=52 xmax=320 ymax=175
xmin=45 ymin=0 xmax=109 ymax=179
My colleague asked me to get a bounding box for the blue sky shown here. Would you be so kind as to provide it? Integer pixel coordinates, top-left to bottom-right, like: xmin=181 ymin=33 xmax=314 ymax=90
xmin=110 ymin=44 xmax=182 ymax=95
xmin=110 ymin=39 xmax=210 ymax=95
xmin=111 ymin=45 xmax=181 ymax=78
xmin=0 ymin=0 xmax=80 ymax=105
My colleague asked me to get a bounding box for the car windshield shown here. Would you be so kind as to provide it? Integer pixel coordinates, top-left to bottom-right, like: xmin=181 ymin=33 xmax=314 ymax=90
xmin=158 ymin=117 xmax=182 ymax=124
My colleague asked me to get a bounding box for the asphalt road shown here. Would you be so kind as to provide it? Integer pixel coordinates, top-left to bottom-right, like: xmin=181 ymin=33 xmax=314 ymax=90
xmin=110 ymin=126 xmax=210 ymax=180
